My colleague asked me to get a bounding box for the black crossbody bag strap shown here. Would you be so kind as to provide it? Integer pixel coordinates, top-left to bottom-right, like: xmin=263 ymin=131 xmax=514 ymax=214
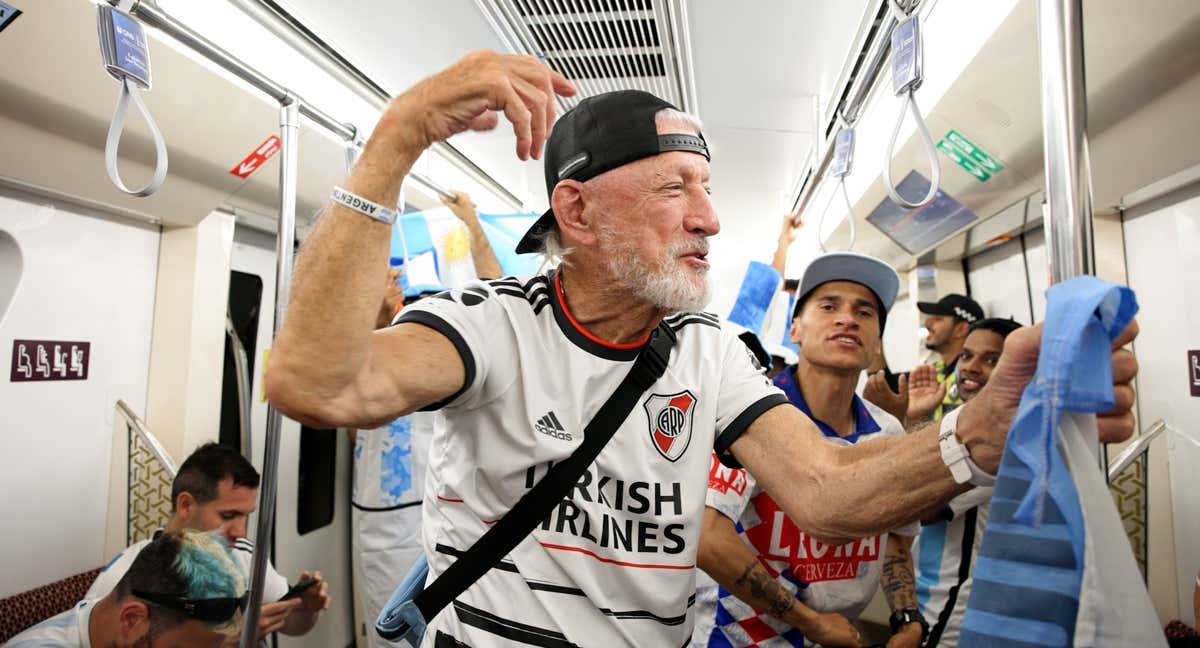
xmin=413 ymin=321 xmax=677 ymax=623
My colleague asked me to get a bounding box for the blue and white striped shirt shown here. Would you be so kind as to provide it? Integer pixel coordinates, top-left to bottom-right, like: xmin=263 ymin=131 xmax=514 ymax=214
xmin=3 ymin=599 xmax=94 ymax=648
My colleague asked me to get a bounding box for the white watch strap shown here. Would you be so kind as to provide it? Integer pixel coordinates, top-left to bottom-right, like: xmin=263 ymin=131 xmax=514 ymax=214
xmin=938 ymin=408 xmax=996 ymax=487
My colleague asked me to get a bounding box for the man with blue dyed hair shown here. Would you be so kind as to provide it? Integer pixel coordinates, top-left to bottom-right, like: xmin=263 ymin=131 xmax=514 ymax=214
xmin=4 ymin=529 xmax=244 ymax=648
xmin=86 ymin=443 xmax=330 ymax=641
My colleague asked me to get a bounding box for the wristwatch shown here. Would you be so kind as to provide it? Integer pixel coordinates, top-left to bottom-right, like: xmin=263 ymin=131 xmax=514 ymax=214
xmin=889 ymin=606 xmax=929 ymax=642
xmin=938 ymin=407 xmax=996 ymax=487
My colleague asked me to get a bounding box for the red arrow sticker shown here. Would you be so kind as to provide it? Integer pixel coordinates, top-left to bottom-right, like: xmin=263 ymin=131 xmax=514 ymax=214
xmin=230 ymin=135 xmax=281 ymax=179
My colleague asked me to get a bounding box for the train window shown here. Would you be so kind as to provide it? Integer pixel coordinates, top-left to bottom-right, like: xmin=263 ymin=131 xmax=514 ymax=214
xmin=297 ymin=425 xmax=337 ymax=535
xmin=219 ymin=271 xmax=263 ymax=451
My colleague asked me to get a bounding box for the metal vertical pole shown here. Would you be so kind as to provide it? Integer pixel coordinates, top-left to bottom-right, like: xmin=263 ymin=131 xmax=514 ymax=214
xmin=1038 ymin=0 xmax=1095 ymax=283
xmin=239 ymin=96 xmax=300 ymax=648
xmin=1037 ymin=0 xmax=1104 ymax=468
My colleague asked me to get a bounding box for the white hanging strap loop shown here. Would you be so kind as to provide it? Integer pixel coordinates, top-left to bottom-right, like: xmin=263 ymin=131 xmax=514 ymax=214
xmin=104 ymin=76 xmax=169 ymax=197
xmin=817 ymin=177 xmax=857 ymax=253
xmin=888 ymin=0 xmax=915 ymax=21
xmin=882 ymin=88 xmax=940 ymax=209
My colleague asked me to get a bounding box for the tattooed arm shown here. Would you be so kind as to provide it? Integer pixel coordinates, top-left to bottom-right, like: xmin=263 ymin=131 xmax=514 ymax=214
xmin=697 ymin=507 xmax=860 ymax=648
xmin=881 ymin=534 xmax=922 ymax=648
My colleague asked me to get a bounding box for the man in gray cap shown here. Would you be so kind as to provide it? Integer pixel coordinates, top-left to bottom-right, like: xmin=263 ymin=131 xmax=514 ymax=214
xmin=265 ymin=50 xmax=1138 ymax=647
xmin=695 ymin=252 xmax=924 ymax=648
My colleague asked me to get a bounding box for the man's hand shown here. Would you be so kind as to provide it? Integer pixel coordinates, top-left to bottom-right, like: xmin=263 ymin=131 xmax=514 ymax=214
xmin=297 ymin=570 xmax=331 ymax=614
xmin=772 ymin=211 xmax=804 ymax=276
xmin=957 ymin=320 xmax=1139 ymax=473
xmin=376 ymin=267 xmax=405 ymax=330
xmin=780 ymin=211 xmax=803 ymax=241
xmin=258 ymin=599 xmax=302 ymax=638
xmin=906 ymin=364 xmax=945 ymax=424
xmin=804 ymin=611 xmax=861 ymax=647
xmin=441 ymin=190 xmax=479 ymax=224
xmin=863 ymin=371 xmax=908 ymax=427
xmin=886 ymin=623 xmax=923 ymax=648
xmin=383 ymin=50 xmax=576 ymax=161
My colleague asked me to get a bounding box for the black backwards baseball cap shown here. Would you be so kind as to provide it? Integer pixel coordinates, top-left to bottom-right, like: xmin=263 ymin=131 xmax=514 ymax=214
xmin=514 ymin=90 xmax=710 ymax=254
xmin=792 ymin=252 xmax=901 ymax=331
xmin=918 ymin=294 xmax=984 ymax=324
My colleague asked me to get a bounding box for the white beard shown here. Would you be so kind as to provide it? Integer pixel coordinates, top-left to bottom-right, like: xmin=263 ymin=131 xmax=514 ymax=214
xmin=600 ymin=225 xmax=711 ymax=313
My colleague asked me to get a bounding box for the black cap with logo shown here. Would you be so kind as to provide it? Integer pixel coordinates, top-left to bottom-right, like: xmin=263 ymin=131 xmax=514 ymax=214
xmin=514 ymin=90 xmax=710 ymax=254
xmin=917 ymin=293 xmax=984 ymax=323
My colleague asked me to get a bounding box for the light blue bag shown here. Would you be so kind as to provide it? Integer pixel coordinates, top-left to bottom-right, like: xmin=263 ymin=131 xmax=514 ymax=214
xmin=375 ymin=554 xmax=429 ymax=645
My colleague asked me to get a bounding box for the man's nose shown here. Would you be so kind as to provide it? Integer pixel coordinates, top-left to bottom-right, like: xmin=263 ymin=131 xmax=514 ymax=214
xmin=684 ymin=189 xmax=720 ymax=237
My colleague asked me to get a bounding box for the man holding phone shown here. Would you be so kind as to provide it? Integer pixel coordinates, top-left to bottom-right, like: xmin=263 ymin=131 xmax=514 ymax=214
xmin=86 ymin=443 xmax=331 ymax=641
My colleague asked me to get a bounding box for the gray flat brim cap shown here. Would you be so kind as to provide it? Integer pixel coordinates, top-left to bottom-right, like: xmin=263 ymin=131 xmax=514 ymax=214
xmin=794 ymin=252 xmax=900 ymax=320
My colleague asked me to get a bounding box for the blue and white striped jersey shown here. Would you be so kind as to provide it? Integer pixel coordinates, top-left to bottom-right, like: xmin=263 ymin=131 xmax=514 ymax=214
xmin=3 ymin=599 xmax=94 ymax=648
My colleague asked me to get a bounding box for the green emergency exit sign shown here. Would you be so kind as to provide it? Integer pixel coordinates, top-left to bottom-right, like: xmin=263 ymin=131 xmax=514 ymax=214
xmin=937 ymin=129 xmax=1003 ymax=182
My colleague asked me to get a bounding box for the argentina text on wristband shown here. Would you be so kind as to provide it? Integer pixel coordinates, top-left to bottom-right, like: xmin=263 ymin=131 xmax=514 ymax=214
xmin=332 ymin=186 xmax=397 ymax=224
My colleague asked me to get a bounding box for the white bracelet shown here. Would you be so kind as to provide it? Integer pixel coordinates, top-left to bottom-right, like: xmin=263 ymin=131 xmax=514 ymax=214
xmin=332 ymin=186 xmax=396 ymax=224
xmin=938 ymin=408 xmax=996 ymax=487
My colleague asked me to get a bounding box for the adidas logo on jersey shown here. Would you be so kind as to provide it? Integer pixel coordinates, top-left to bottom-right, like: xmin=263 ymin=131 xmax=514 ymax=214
xmin=534 ymin=411 xmax=571 ymax=441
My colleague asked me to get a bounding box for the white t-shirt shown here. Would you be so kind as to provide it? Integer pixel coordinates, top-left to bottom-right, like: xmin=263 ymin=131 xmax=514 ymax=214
xmin=913 ymin=488 xmax=992 ymax=647
xmin=85 ymin=531 xmax=288 ymax=602
xmin=352 ymin=413 xmax=435 ymax=512
xmin=394 ymin=270 xmax=788 ymax=647
xmin=693 ymin=371 xmax=918 ymax=647
xmin=3 ymin=599 xmax=94 ymax=648
xmin=352 ymin=412 xmax=436 ymax=648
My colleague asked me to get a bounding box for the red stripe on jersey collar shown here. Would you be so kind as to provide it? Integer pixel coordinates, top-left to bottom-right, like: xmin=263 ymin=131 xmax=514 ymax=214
xmin=554 ymin=271 xmax=650 ymax=350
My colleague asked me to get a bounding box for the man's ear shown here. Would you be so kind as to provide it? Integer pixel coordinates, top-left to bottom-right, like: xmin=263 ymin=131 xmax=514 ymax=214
xmin=789 ymin=317 xmax=803 ymax=345
xmin=118 ymin=600 xmax=151 ymax=643
xmin=954 ymin=320 xmax=971 ymax=341
xmin=550 ymin=180 xmax=597 ymax=247
xmin=175 ymin=491 xmax=195 ymax=518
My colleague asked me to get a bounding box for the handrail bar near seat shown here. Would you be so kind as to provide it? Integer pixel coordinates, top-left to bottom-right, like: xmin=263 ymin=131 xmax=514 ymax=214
xmin=115 ymin=399 xmax=179 ymax=480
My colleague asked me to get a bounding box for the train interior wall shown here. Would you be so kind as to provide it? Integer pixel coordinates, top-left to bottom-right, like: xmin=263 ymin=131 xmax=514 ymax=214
xmin=0 ymin=187 xmax=160 ymax=596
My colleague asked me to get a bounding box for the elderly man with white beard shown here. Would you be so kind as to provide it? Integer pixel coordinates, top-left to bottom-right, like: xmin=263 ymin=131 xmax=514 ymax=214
xmin=265 ymin=50 xmax=1140 ymax=647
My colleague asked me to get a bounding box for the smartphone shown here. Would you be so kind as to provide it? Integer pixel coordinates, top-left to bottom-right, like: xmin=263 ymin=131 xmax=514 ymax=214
xmin=281 ymin=576 xmax=319 ymax=601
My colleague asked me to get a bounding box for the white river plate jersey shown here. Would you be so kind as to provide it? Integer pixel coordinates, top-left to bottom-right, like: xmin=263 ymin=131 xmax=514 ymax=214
xmin=394 ymin=269 xmax=788 ymax=648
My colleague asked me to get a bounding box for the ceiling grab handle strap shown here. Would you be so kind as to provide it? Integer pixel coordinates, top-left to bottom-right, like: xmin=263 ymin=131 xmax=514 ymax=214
xmin=882 ymin=0 xmax=941 ymax=209
xmin=819 ymin=126 xmax=858 ymax=252
xmin=882 ymin=89 xmax=940 ymax=209
xmin=104 ymin=77 xmax=168 ymax=197
xmin=817 ymin=178 xmax=858 ymax=253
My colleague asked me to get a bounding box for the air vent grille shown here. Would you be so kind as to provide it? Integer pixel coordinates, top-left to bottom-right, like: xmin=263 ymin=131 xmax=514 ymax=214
xmin=476 ymin=0 xmax=697 ymax=113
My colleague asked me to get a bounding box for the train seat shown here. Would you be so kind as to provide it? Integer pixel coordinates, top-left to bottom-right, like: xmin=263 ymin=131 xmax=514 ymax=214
xmin=0 ymin=568 xmax=102 ymax=643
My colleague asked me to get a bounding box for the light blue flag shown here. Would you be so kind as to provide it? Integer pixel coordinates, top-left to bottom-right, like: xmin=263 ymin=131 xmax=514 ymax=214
xmin=728 ymin=261 xmax=782 ymax=335
xmin=961 ymin=275 xmax=1138 ymax=647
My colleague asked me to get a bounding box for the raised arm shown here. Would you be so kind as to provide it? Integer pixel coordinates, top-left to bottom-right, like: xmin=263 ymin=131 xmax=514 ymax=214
xmin=265 ymin=51 xmax=573 ymax=428
xmin=730 ymin=322 xmax=1139 ymax=546
xmin=770 ymin=211 xmax=802 ymax=277
xmin=441 ymin=190 xmax=503 ymax=280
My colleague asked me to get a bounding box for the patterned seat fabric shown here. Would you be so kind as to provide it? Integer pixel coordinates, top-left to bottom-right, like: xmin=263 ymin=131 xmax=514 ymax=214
xmin=0 ymin=568 xmax=101 ymax=643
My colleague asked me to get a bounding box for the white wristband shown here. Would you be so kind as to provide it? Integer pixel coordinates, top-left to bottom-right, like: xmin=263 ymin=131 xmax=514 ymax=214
xmin=938 ymin=408 xmax=996 ymax=487
xmin=332 ymin=186 xmax=396 ymax=224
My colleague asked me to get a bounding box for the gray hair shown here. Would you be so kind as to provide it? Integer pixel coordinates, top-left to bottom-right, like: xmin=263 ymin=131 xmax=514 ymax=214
xmin=535 ymin=227 xmax=573 ymax=270
xmin=532 ymin=106 xmax=703 ymax=261
xmin=654 ymin=107 xmax=703 ymax=133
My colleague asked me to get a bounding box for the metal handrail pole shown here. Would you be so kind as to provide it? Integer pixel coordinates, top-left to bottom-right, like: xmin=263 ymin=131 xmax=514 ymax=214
xmin=239 ymin=97 xmax=300 ymax=648
xmin=116 ymin=0 xmax=465 ymax=203
xmin=1038 ymin=0 xmax=1095 ymax=284
xmin=115 ymin=399 xmax=179 ymax=479
xmin=226 ymin=315 xmax=255 ymax=463
xmin=1037 ymin=0 xmax=1101 ymax=465
xmin=218 ymin=0 xmax=523 ymax=207
xmin=1107 ymin=420 xmax=1167 ymax=483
